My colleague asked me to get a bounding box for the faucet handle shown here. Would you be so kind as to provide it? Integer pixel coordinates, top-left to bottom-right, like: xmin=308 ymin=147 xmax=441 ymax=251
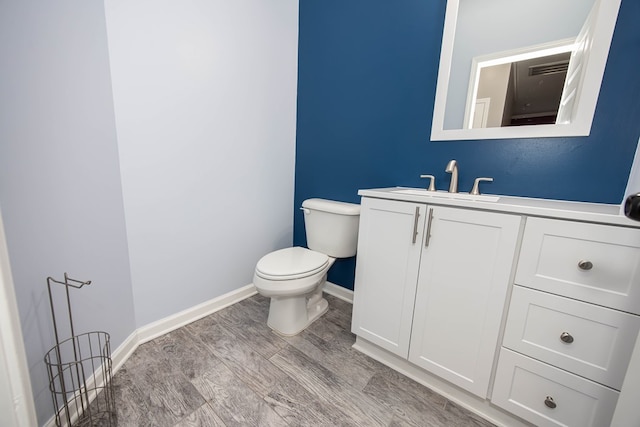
xmin=420 ymin=174 xmax=436 ymax=191
xmin=470 ymin=177 xmax=493 ymax=195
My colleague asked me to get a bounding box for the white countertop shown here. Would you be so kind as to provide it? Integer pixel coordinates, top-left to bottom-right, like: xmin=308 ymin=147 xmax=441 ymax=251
xmin=358 ymin=187 xmax=640 ymax=228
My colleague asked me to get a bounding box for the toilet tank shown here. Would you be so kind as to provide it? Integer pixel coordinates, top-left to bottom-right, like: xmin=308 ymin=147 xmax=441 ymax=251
xmin=301 ymin=198 xmax=360 ymax=258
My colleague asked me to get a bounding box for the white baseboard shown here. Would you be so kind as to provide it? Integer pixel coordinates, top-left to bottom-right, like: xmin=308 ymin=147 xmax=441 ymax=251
xmin=111 ymin=330 xmax=139 ymax=374
xmin=43 ymin=284 xmax=257 ymax=427
xmin=323 ymin=281 xmax=353 ymax=303
xmin=137 ymin=283 xmax=257 ymax=344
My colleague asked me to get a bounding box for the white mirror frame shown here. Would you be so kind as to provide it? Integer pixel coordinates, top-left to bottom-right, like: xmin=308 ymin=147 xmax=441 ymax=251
xmin=431 ymin=0 xmax=621 ymax=141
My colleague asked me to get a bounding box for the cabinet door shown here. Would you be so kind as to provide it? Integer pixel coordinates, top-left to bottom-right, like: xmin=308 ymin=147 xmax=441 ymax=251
xmin=408 ymin=207 xmax=521 ymax=397
xmin=352 ymin=197 xmax=426 ymax=358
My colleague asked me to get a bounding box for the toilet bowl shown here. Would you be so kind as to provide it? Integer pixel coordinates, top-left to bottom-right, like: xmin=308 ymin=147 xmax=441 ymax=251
xmin=254 ymin=247 xmax=335 ymax=335
xmin=253 ymin=198 xmax=360 ymax=336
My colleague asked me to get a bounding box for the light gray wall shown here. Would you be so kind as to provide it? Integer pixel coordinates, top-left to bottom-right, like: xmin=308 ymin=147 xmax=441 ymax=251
xmin=0 ymin=1 xmax=136 ymax=424
xmin=104 ymin=0 xmax=299 ymax=326
xmin=1 ymin=0 xmax=299 ymax=422
xmin=444 ymin=0 xmax=594 ymax=129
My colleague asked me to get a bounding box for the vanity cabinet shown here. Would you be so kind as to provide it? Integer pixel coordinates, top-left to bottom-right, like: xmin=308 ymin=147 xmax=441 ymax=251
xmin=351 ymin=188 xmax=640 ymax=427
xmin=351 ymin=197 xmax=521 ymax=397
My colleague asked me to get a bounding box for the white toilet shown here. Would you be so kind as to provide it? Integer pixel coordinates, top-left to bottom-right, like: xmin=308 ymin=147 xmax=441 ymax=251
xmin=253 ymin=198 xmax=360 ymax=336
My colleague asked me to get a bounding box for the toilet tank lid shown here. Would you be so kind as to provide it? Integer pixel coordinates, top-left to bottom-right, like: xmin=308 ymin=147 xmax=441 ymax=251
xmin=302 ymin=198 xmax=360 ymax=215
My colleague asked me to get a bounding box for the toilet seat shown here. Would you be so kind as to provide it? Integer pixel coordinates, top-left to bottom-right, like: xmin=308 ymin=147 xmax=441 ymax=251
xmin=255 ymin=247 xmax=329 ymax=281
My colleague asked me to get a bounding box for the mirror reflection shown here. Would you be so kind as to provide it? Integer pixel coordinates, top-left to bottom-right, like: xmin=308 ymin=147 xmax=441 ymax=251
xmin=431 ymin=0 xmax=621 ymax=141
xmin=465 ymin=46 xmax=572 ymax=129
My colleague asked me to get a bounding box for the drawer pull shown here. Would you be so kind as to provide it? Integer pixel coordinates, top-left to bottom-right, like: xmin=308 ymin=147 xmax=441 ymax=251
xmin=560 ymin=332 xmax=574 ymax=344
xmin=577 ymin=260 xmax=593 ymax=271
xmin=544 ymin=396 xmax=557 ymax=409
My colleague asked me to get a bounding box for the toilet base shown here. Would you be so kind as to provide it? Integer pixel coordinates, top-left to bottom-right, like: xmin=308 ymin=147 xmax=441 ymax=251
xmin=267 ymin=293 xmax=329 ymax=336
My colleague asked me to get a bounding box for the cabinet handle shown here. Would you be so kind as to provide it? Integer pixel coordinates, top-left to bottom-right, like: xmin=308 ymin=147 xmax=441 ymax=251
xmin=424 ymin=208 xmax=434 ymax=247
xmin=544 ymin=396 xmax=557 ymax=409
xmin=560 ymin=332 xmax=574 ymax=344
xmin=578 ymin=260 xmax=593 ymax=271
xmin=412 ymin=207 xmax=420 ymax=244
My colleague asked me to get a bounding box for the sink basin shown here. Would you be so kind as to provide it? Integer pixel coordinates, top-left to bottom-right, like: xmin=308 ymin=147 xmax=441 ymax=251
xmin=392 ymin=188 xmax=500 ymax=202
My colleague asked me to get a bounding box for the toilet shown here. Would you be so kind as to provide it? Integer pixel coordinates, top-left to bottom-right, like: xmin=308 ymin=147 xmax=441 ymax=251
xmin=253 ymin=198 xmax=360 ymax=336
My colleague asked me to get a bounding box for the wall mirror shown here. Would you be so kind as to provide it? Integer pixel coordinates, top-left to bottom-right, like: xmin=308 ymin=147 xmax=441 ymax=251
xmin=431 ymin=0 xmax=621 ymax=141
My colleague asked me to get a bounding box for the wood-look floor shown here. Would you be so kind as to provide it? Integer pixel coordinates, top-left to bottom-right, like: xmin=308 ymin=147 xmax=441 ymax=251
xmin=110 ymin=293 xmax=495 ymax=426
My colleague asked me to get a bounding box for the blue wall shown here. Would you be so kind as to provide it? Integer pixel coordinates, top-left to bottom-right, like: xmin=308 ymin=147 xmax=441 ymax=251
xmin=294 ymin=0 xmax=640 ymax=290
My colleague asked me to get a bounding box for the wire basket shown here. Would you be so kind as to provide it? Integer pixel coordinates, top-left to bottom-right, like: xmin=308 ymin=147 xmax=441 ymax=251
xmin=44 ymin=274 xmax=116 ymax=427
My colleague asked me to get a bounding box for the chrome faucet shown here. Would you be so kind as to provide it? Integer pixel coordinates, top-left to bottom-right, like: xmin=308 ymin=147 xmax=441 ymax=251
xmin=445 ymin=160 xmax=458 ymax=193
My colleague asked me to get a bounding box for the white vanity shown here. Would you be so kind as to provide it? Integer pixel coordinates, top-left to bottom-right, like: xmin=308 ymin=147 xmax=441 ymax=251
xmin=351 ymin=188 xmax=640 ymax=427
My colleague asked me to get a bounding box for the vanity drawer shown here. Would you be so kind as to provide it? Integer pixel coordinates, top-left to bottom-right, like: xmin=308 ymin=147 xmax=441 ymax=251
xmin=515 ymin=217 xmax=640 ymax=314
xmin=503 ymin=286 xmax=640 ymax=390
xmin=492 ymin=348 xmax=619 ymax=427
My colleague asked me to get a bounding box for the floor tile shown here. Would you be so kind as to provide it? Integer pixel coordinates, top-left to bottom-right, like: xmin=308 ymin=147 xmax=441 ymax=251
xmin=173 ymin=403 xmax=226 ymax=427
xmin=270 ymin=345 xmax=392 ymax=426
xmin=191 ymin=363 xmax=287 ymax=426
xmin=189 ymin=317 xmax=287 ymax=397
xmin=265 ymin=376 xmax=362 ymax=427
xmin=443 ymin=400 xmax=497 ymax=427
xmin=363 ymin=371 xmax=449 ymax=426
xmin=107 ymin=293 xmax=495 ymax=426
